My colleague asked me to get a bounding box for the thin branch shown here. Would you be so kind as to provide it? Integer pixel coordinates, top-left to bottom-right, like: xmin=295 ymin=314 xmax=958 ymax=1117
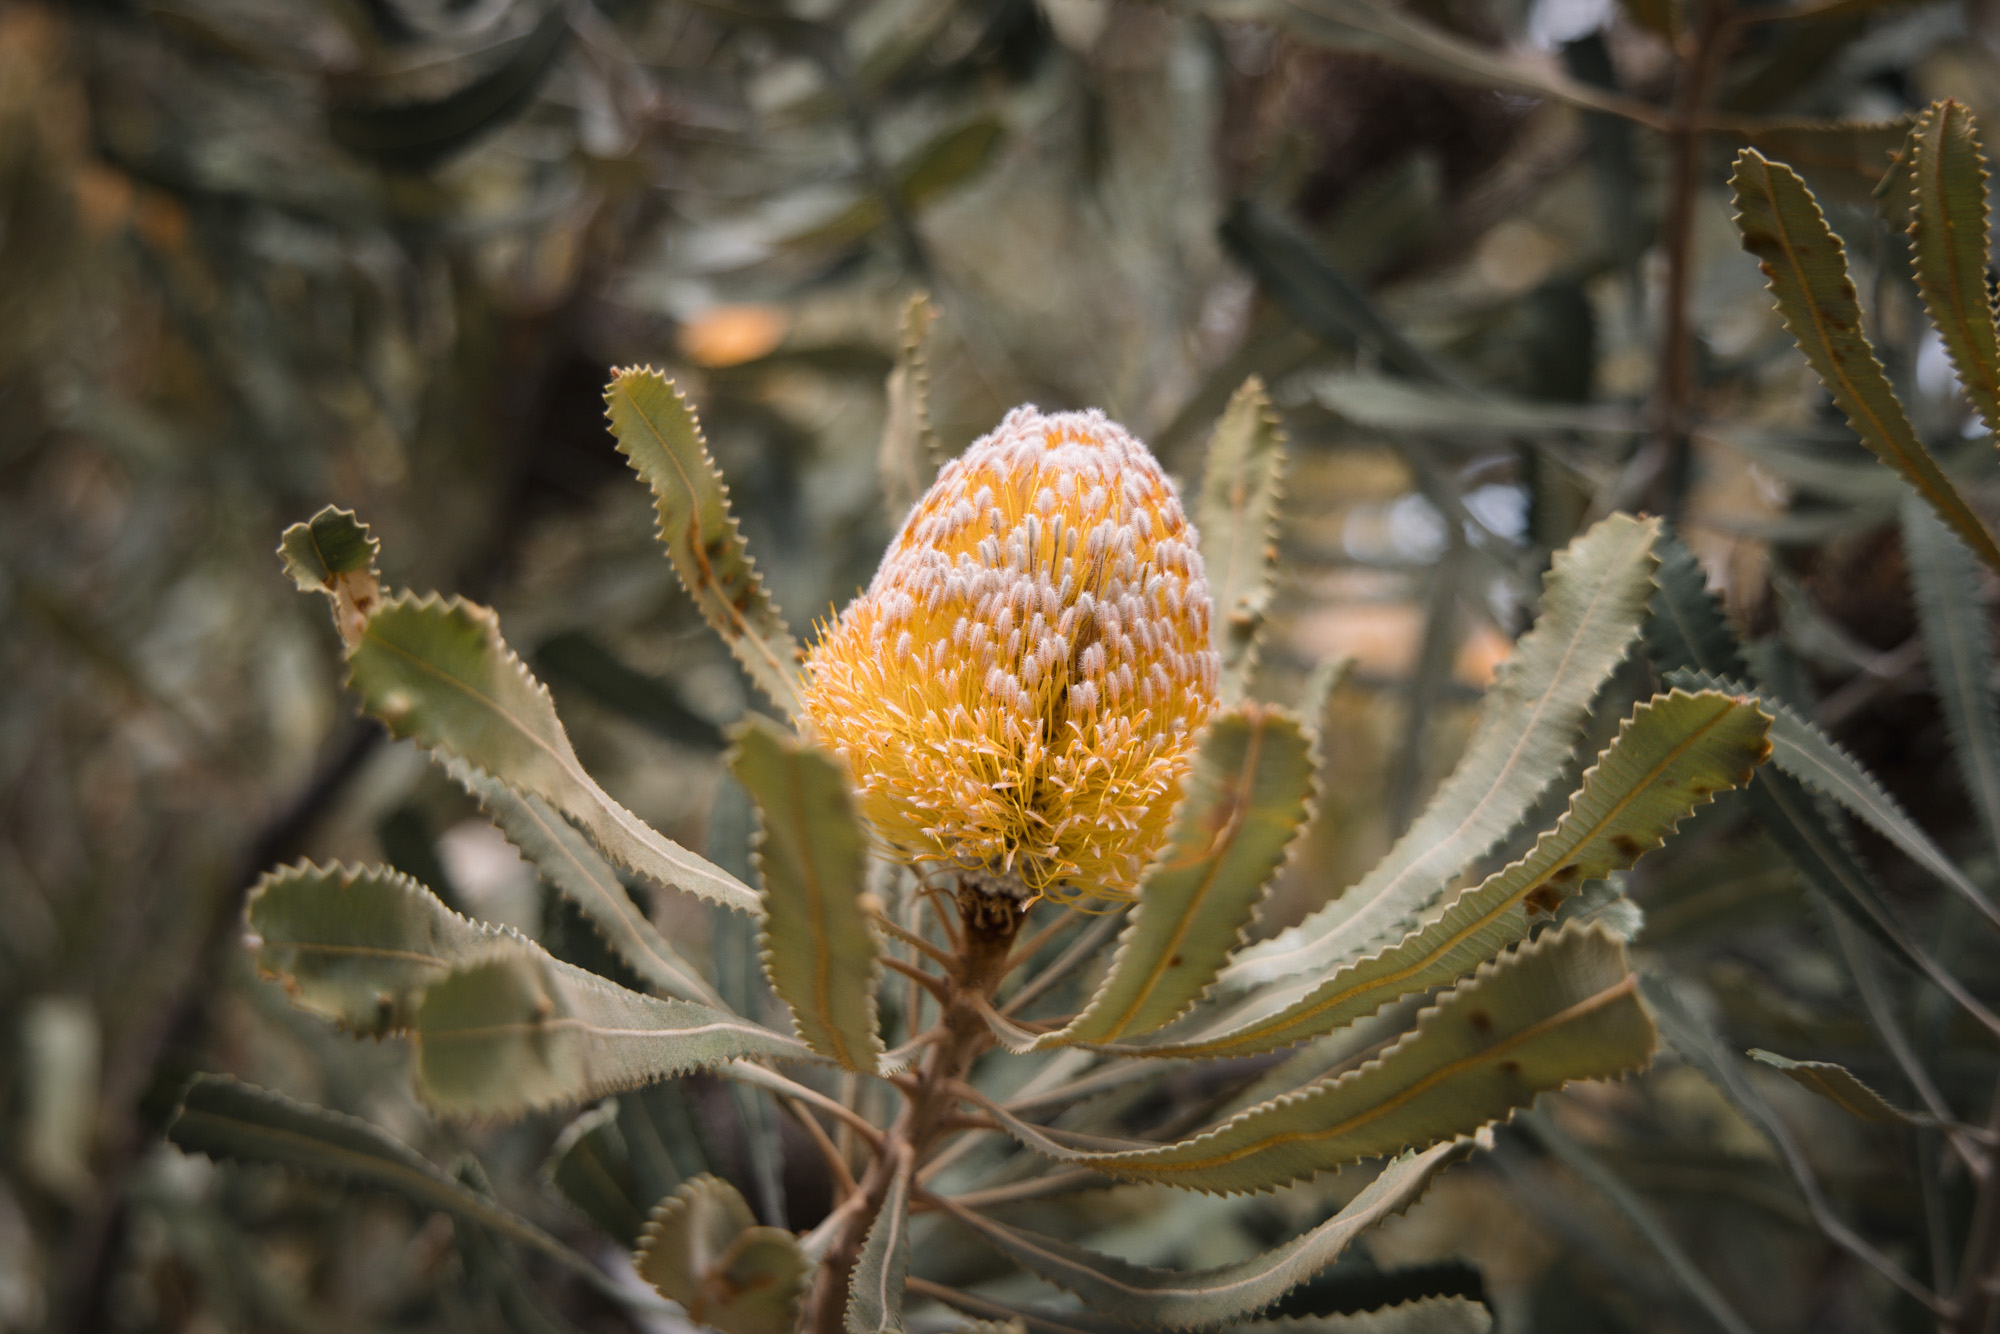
xmin=783 ymin=1095 xmax=860 ymax=1200
xmin=1005 ymin=906 xmax=1083 ymax=974
xmin=874 ymin=911 xmax=957 ymax=968
xmin=1002 ymin=910 xmax=1124 ymax=1016
xmin=884 ymin=955 xmax=951 ymax=1003
xmin=937 ymin=1170 xmax=1107 ymax=1209
xmin=724 ymin=1061 xmax=886 ymax=1151
xmin=906 ymin=1277 xmax=1099 ymax=1334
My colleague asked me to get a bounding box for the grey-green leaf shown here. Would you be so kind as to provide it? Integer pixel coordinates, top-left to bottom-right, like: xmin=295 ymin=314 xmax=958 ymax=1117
xmin=634 ymin=1176 xmax=810 ymax=1334
xmin=546 ymin=1103 xmax=651 ymax=1247
xmin=278 ymin=505 xmax=382 ymax=649
xmin=847 ymin=1148 xmax=914 ymax=1334
xmin=1747 ymin=1050 xmax=1915 ymax=1124
xmin=344 ymin=592 xmax=758 ymax=915
xmin=731 ymin=716 xmax=885 ymax=1072
xmin=880 ymin=293 xmax=943 ymax=520
xmin=1228 ymin=513 xmax=1661 ymax=988
xmin=1903 ymin=496 xmax=2000 ymax=866
xmin=1730 ymin=147 xmax=2000 ymax=571
xmin=412 ymin=946 xmax=809 ymax=1118
xmin=604 ymin=368 xmax=805 ymax=718
xmin=1907 ymin=98 xmax=2000 ymax=441
xmin=1198 ymin=378 xmax=1289 ymax=702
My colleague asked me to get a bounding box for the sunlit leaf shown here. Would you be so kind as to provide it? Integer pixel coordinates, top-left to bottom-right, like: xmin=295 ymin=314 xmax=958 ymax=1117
xmin=278 ymin=505 xmax=381 ymax=649
xmin=1748 ymin=1050 xmax=1914 ymax=1124
xmin=1906 ymin=99 xmax=2000 ymax=440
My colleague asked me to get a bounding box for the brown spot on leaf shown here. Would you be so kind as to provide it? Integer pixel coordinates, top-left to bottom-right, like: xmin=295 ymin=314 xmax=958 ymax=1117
xmin=1467 ymin=1009 xmax=1493 ymax=1035
xmin=1498 ymin=1060 xmax=1521 ymax=1076
xmin=1169 ymin=954 xmax=1184 ymax=967
xmin=1611 ymin=834 xmax=1644 ymax=859
xmin=1524 ymin=885 xmax=1562 ymax=917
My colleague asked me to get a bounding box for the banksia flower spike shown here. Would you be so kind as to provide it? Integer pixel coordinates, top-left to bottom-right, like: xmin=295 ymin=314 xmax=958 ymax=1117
xmin=801 ymin=406 xmax=1221 ymax=905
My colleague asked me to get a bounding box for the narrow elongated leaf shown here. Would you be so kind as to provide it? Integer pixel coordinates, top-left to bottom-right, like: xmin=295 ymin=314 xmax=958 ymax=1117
xmin=940 ymin=1139 xmax=1467 ymax=1329
xmin=1730 ymin=148 xmax=2000 ymax=570
xmin=344 ymin=593 xmax=758 ymax=915
xmin=1228 ymin=514 xmax=1660 ymax=987
xmin=977 ymin=923 xmax=1653 ymax=1194
xmin=635 ymin=1176 xmax=810 ymax=1334
xmin=880 ymin=293 xmax=942 ymax=521
xmin=915 ymin=1286 xmax=1488 ymax=1334
xmin=1903 ymin=497 xmax=2000 ymax=863
xmin=1052 ymin=706 xmax=1314 ymax=1044
xmin=604 ymin=369 xmax=805 ymax=718
xmin=1644 ymin=530 xmax=1751 ymax=681
xmin=278 ymin=505 xmax=381 ymax=649
xmin=546 ymin=1104 xmax=651 ymax=1247
xmin=1147 ymin=691 xmax=1767 ymax=1059
xmin=1908 ymin=99 xmax=2000 ymax=439
xmin=1665 ymin=668 xmax=1998 ymax=926
xmin=1199 ymin=378 xmax=1289 ymax=701
xmin=1747 ymin=1050 xmax=1914 ymax=1124
xmin=447 ymin=759 xmax=724 ymax=1007
xmin=731 ymin=716 xmax=884 ymax=1072
xmin=246 ymin=860 xmax=523 ymax=1036
xmin=847 ymin=1149 xmax=914 ymax=1334
xmin=412 ymin=946 xmax=809 ymax=1117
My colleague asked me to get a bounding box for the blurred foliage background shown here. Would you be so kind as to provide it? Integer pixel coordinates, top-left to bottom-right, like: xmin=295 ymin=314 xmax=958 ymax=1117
xmin=7 ymin=0 xmax=2000 ymax=1327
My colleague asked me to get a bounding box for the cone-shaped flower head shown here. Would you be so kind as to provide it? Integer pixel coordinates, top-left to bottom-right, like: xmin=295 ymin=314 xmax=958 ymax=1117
xmin=801 ymin=406 xmax=1220 ymax=903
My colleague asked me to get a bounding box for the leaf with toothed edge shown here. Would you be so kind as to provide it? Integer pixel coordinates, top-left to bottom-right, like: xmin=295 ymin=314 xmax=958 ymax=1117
xmin=1198 ymin=377 xmax=1289 ymax=703
xmin=411 ymin=946 xmax=809 ymax=1118
xmin=343 ymin=592 xmax=759 ymax=916
xmin=634 ymin=1176 xmax=809 ymax=1334
xmin=1226 ymin=514 xmax=1661 ymax=990
xmin=604 ymin=368 xmax=806 ymax=719
xmin=1729 ymin=147 xmax=2000 ymax=572
xmin=1907 ymin=99 xmax=2000 ymax=441
xmin=880 ymin=293 xmax=942 ymax=521
xmin=939 ymin=1138 xmax=1471 ymax=1329
xmin=969 ymin=922 xmax=1654 ymax=1195
xmin=1105 ymin=689 xmax=1766 ymax=1061
xmin=847 ymin=1148 xmax=914 ymax=1334
xmin=730 ymin=715 xmax=885 ymax=1072
xmin=1748 ymin=1050 xmax=1915 ymax=1125
xmin=545 ymin=1103 xmax=652 ymax=1247
xmin=278 ymin=506 xmax=382 ymax=649
xmin=916 ymin=1287 xmax=1490 ymax=1334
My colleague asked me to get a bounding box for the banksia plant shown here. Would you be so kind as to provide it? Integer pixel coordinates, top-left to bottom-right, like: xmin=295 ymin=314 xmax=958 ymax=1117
xmin=171 ymin=324 xmax=1783 ymax=1334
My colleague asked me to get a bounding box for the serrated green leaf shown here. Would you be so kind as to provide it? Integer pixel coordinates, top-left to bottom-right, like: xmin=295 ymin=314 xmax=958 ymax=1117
xmin=1747 ymin=1050 xmax=1914 ymax=1124
xmin=1199 ymin=378 xmax=1289 ymax=702
xmin=604 ymin=368 xmax=805 ymax=718
xmin=1729 ymin=148 xmax=2000 ymax=571
xmin=916 ymin=1288 xmax=1488 ymax=1334
xmin=345 ymin=593 xmax=758 ymax=915
xmin=278 ymin=505 xmax=382 ymax=649
xmin=1228 ymin=514 xmax=1660 ymax=988
xmin=1665 ymin=668 xmax=1998 ymax=926
xmin=1908 ymin=99 xmax=2000 ymax=440
xmin=634 ymin=1176 xmax=810 ymax=1334
xmin=847 ymin=1148 xmax=914 ymax=1334
xmin=940 ymin=1139 xmax=1466 ymax=1329
xmin=411 ymin=946 xmax=808 ymax=1118
xmin=1644 ymin=529 xmax=1751 ymax=681
xmin=447 ymin=758 xmax=725 ymax=1007
xmin=880 ymin=293 xmax=942 ymax=521
xmin=976 ymin=923 xmax=1653 ymax=1194
xmin=730 ymin=716 xmax=884 ymax=1072
xmin=246 ymin=860 xmax=524 ymax=1037
xmin=546 ymin=1103 xmax=651 ymax=1247
xmin=1145 ymin=690 xmax=1767 ymax=1059
xmin=1903 ymin=496 xmax=2000 ymax=865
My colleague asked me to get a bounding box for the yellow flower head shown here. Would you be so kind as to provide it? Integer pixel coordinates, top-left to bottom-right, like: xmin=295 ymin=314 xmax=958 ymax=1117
xmin=801 ymin=406 xmax=1220 ymax=904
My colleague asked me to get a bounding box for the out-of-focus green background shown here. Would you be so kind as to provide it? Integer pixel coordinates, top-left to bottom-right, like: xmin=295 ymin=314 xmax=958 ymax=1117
xmin=5 ymin=0 xmax=2000 ymax=1327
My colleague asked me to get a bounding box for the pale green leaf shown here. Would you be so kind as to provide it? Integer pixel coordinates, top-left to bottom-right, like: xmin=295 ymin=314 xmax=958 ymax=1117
xmin=634 ymin=1176 xmax=810 ymax=1334
xmin=1747 ymin=1050 xmax=1914 ymax=1124
xmin=974 ymin=922 xmax=1654 ymax=1194
xmin=1907 ymin=99 xmax=2000 ymax=440
xmin=1147 ymin=690 xmax=1767 ymax=1059
xmin=880 ymin=292 xmax=942 ymax=521
xmin=847 ymin=1148 xmax=914 ymax=1334
xmin=1198 ymin=378 xmax=1289 ymax=701
xmin=1227 ymin=513 xmax=1661 ymax=988
xmin=1729 ymin=148 xmax=2000 ymax=571
xmin=277 ymin=505 xmax=381 ymax=649
xmin=731 ymin=715 xmax=884 ymax=1072
xmin=604 ymin=367 xmax=805 ymax=718
xmin=1903 ymin=496 xmax=2000 ymax=863
xmin=938 ymin=1139 xmax=1467 ymax=1328
xmin=411 ymin=946 xmax=809 ymax=1117
xmin=345 ymin=592 xmax=758 ymax=915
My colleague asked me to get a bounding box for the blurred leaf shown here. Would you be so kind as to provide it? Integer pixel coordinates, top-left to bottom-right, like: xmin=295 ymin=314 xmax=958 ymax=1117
xmin=1198 ymin=378 xmax=1288 ymax=702
xmin=785 ymin=118 xmax=1007 ymax=250
xmin=412 ymin=946 xmax=808 ymax=1117
xmin=1228 ymin=514 xmax=1661 ymax=988
xmin=1617 ymin=0 xmax=1678 ymax=39
xmin=846 ymin=1148 xmax=914 ymax=1334
xmin=633 ymin=1176 xmax=810 ymax=1334
xmin=328 ymin=5 xmax=570 ymax=170
xmin=344 ymin=593 xmax=760 ymax=914
xmin=1729 ymin=148 xmax=2000 ymax=571
xmin=1156 ymin=690 xmax=1768 ymax=1059
xmin=532 ymin=630 xmax=726 ymax=752
xmin=1906 ymin=99 xmax=2000 ymax=439
xmin=278 ymin=505 xmax=382 ymax=649
xmin=1747 ymin=1050 xmax=1915 ymax=1124
xmin=880 ymin=292 xmax=941 ymax=521
xmin=1903 ymin=496 xmax=2000 ymax=863
xmin=448 ymin=758 xmax=726 ymax=1007
xmin=731 ymin=715 xmax=884 ymax=1071
xmin=980 ymin=923 xmax=1653 ymax=1193
xmin=940 ymin=1140 xmax=1469 ymax=1328
xmin=1309 ymin=373 xmax=1639 ymax=437
xmin=453 ymin=1156 xmax=591 ymax=1334
xmin=547 ymin=1103 xmax=651 ymax=1247
xmin=604 ymin=368 xmax=805 ymax=719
